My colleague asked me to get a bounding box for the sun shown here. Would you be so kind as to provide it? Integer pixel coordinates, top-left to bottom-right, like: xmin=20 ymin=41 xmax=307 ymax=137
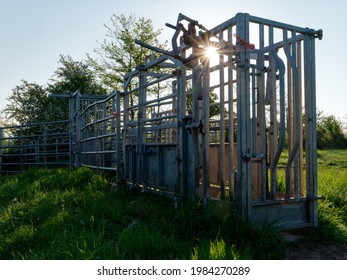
xmin=204 ymin=46 xmax=218 ymax=60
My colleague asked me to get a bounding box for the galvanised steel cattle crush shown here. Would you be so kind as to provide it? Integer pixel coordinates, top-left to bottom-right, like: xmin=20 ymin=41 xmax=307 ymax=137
xmin=0 ymin=13 xmax=323 ymax=229
xmin=119 ymin=13 xmax=323 ymax=228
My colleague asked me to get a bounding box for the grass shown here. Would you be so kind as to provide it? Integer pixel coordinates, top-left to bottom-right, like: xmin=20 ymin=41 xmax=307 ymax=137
xmin=313 ymin=151 xmax=347 ymax=246
xmin=0 ymin=167 xmax=285 ymax=260
xmin=0 ymin=149 xmax=346 ymax=259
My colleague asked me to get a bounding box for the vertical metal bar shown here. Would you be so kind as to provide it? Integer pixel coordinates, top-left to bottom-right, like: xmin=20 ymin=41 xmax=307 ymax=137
xmin=111 ymin=91 xmax=116 ymax=172
xmin=227 ymin=26 xmax=235 ymax=201
xmin=201 ymin=55 xmax=210 ymax=203
xmin=138 ymin=70 xmax=147 ymax=187
xmin=235 ymin=13 xmax=251 ymax=216
xmin=68 ymin=97 xmax=73 ymax=169
xmin=191 ymin=44 xmax=202 ymax=197
xmin=102 ymin=101 xmax=107 ymax=168
xmin=43 ymin=124 xmax=47 ymax=166
xmin=311 ymin=33 xmax=318 ymax=226
xmin=178 ymin=59 xmax=187 ymax=196
xmin=123 ymin=80 xmax=130 ymax=181
xmin=287 ymin=53 xmax=293 ymax=196
xmin=292 ymin=31 xmax=299 ymax=200
xmin=284 ymin=29 xmax=300 ymax=200
xmin=304 ymin=31 xmax=318 ymax=226
xmin=297 ymin=40 xmax=304 ymax=197
xmin=94 ymin=102 xmax=98 ymax=169
xmin=76 ymin=92 xmax=82 ymax=168
xmin=116 ymin=91 xmax=123 ymax=181
xmin=219 ymin=30 xmax=226 ymax=199
xmin=268 ymin=25 xmax=278 ymax=200
xmin=251 ymin=66 xmax=256 ymax=155
xmin=257 ymin=22 xmax=267 ymax=201
xmin=20 ymin=126 xmax=23 ymax=172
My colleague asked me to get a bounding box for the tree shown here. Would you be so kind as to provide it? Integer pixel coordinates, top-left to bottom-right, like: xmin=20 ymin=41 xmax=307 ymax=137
xmin=2 ymin=56 xmax=108 ymax=126
xmin=49 ymin=55 xmax=107 ymax=96
xmin=316 ymin=110 xmax=347 ymax=149
xmin=88 ymin=14 xmax=168 ymax=91
xmin=48 ymin=55 xmax=108 ymax=121
xmin=3 ymin=80 xmax=50 ymax=125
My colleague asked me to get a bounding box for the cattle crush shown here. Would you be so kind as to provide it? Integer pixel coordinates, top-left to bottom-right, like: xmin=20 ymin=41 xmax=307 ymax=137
xmin=0 ymin=13 xmax=323 ymax=229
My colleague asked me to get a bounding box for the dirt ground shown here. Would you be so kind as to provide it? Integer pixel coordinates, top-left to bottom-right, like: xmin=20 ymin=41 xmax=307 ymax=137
xmin=286 ymin=242 xmax=347 ymax=260
xmin=283 ymin=230 xmax=347 ymax=260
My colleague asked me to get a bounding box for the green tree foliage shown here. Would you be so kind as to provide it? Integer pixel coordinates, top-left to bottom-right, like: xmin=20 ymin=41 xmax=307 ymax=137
xmin=48 ymin=55 xmax=107 ymax=121
xmin=3 ymin=80 xmax=50 ymax=125
xmin=88 ymin=14 xmax=167 ymax=91
xmin=2 ymin=56 xmax=106 ymax=125
xmin=316 ymin=110 xmax=347 ymax=149
xmin=49 ymin=55 xmax=107 ymax=96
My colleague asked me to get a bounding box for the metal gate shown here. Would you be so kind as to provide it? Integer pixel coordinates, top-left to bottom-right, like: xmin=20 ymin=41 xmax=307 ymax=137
xmin=123 ymin=56 xmax=183 ymax=196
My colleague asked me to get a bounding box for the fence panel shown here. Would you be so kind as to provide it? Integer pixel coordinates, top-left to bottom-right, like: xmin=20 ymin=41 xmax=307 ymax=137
xmin=70 ymin=91 xmax=123 ymax=180
xmin=0 ymin=120 xmax=70 ymax=174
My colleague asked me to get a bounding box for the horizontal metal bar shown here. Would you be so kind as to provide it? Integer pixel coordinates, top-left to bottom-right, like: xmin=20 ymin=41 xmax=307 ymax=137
xmin=249 ymin=15 xmax=312 ymax=34
xmin=140 ymin=142 xmax=177 ymax=147
xmin=146 ymin=100 xmax=173 ymax=109
xmin=144 ymin=93 xmax=177 ymax=106
xmin=80 ymin=93 xmax=117 ymax=115
xmin=1 ymin=162 xmax=69 ymax=166
xmin=81 ymin=150 xmax=117 ymax=155
xmin=82 ymin=116 xmax=114 ymax=128
xmin=144 ymin=122 xmax=177 ymax=131
xmin=145 ymin=73 xmax=176 ymax=88
xmin=263 ymin=34 xmax=304 ymax=53
xmin=1 ymin=151 xmax=70 ymax=157
xmin=1 ymin=120 xmax=70 ymax=130
xmin=80 ymin=133 xmax=117 ymax=143
xmin=208 ymin=16 xmax=237 ymax=37
xmin=2 ymin=132 xmax=69 ymax=141
xmin=144 ymin=114 xmax=177 ymax=123
xmin=1 ymin=143 xmax=70 ymax=149
xmin=81 ymin=164 xmax=117 ymax=171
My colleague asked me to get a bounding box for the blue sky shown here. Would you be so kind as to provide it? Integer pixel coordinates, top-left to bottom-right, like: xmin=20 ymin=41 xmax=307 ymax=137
xmin=0 ymin=0 xmax=346 ymax=121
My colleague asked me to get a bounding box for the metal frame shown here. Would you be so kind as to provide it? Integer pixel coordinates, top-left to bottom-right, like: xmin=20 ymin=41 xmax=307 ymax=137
xmin=130 ymin=12 xmax=322 ymax=228
xmin=0 ymin=13 xmax=323 ymax=229
xmin=0 ymin=120 xmax=70 ymax=174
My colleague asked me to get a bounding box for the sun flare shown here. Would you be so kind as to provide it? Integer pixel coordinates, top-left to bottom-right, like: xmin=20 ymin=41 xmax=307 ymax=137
xmin=204 ymin=46 xmax=218 ymax=60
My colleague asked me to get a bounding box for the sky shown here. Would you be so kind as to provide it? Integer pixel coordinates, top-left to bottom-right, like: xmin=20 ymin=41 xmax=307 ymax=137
xmin=0 ymin=0 xmax=346 ymax=122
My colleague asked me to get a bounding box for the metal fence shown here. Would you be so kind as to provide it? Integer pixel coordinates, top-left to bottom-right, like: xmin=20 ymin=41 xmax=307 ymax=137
xmin=69 ymin=91 xmax=123 ymax=178
xmin=0 ymin=120 xmax=70 ymax=174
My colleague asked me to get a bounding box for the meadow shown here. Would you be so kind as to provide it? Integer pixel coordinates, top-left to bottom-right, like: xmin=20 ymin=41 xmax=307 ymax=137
xmin=0 ymin=149 xmax=346 ymax=260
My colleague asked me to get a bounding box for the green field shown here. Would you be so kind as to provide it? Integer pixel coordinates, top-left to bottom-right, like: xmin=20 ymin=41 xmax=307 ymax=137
xmin=0 ymin=149 xmax=346 ymax=260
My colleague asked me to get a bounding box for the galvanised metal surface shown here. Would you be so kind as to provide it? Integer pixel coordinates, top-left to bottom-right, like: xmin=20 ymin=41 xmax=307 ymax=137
xmin=0 ymin=120 xmax=70 ymax=174
xmin=131 ymin=12 xmax=323 ymax=228
xmin=69 ymin=91 xmax=123 ymax=180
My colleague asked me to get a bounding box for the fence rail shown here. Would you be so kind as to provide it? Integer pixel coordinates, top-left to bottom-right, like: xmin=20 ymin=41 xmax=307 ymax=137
xmin=0 ymin=120 xmax=70 ymax=174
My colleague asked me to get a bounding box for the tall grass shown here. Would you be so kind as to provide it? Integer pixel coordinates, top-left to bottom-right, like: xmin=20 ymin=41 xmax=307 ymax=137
xmin=315 ymin=167 xmax=347 ymax=245
xmin=0 ymin=167 xmax=285 ymax=260
xmin=1 ymin=149 xmax=346 ymax=260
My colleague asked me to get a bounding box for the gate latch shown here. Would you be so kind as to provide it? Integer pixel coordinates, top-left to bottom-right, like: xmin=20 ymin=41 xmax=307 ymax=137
xmin=186 ymin=120 xmax=204 ymax=134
